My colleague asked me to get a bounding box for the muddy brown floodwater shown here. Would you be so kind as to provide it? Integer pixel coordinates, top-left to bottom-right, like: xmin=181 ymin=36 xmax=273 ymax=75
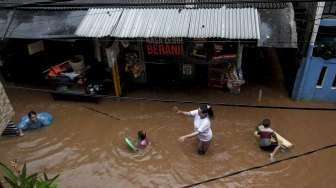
xmin=1 ymin=90 xmax=336 ymax=188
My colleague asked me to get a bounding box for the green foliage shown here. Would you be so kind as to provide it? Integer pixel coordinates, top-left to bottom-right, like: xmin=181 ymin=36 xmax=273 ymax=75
xmin=0 ymin=162 xmax=59 ymax=188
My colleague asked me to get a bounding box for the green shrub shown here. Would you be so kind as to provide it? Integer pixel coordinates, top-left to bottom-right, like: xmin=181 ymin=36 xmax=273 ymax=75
xmin=0 ymin=162 xmax=59 ymax=188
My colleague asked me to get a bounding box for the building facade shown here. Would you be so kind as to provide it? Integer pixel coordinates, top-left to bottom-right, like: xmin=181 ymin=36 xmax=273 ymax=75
xmin=0 ymin=0 xmax=298 ymax=100
xmin=293 ymin=1 xmax=336 ymax=102
xmin=0 ymin=81 xmax=14 ymax=135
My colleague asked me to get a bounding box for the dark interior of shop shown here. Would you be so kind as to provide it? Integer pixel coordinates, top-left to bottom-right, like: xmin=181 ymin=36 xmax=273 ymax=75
xmin=0 ymin=39 xmax=300 ymax=99
xmin=0 ymin=39 xmax=113 ymax=101
xmin=242 ymin=47 xmax=298 ymax=97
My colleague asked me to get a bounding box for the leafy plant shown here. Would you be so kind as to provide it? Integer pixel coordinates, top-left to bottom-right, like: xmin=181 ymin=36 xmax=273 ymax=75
xmin=0 ymin=162 xmax=58 ymax=188
xmin=35 ymin=172 xmax=59 ymax=188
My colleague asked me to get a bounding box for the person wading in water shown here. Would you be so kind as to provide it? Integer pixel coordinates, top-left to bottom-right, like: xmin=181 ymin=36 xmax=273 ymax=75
xmin=177 ymin=104 xmax=214 ymax=155
xmin=256 ymin=119 xmax=281 ymax=160
xmin=137 ymin=130 xmax=150 ymax=150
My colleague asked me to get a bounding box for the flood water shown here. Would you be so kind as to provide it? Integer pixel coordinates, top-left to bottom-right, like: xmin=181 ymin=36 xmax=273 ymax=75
xmin=1 ymin=90 xmax=336 ymax=188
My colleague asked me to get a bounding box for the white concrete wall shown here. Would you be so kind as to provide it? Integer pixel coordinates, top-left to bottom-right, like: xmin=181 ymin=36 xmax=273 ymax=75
xmin=0 ymin=81 xmax=14 ymax=135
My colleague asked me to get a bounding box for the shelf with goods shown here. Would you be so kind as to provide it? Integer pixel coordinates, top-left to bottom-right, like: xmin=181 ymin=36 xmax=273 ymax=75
xmin=207 ymin=54 xmax=237 ymax=89
xmin=45 ymin=56 xmax=110 ymax=102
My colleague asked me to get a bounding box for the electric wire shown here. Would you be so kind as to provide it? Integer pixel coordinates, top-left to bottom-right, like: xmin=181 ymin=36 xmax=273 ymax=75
xmin=5 ymin=85 xmax=336 ymax=111
xmin=181 ymin=143 xmax=336 ymax=188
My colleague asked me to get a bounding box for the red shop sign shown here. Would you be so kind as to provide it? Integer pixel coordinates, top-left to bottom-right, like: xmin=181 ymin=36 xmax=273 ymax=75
xmin=146 ymin=44 xmax=184 ymax=56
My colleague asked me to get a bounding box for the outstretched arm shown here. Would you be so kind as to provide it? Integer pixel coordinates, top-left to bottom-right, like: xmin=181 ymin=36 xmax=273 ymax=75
xmin=177 ymin=109 xmax=198 ymax=116
xmin=177 ymin=110 xmax=189 ymax=115
xmin=178 ymin=131 xmax=199 ymax=142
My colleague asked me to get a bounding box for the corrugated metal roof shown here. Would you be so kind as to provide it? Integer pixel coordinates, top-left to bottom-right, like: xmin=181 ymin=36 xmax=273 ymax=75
xmin=188 ymin=7 xmax=260 ymax=39
xmin=76 ymin=7 xmax=260 ymax=39
xmin=76 ymin=8 xmax=122 ymax=37
xmin=112 ymin=8 xmax=191 ymax=38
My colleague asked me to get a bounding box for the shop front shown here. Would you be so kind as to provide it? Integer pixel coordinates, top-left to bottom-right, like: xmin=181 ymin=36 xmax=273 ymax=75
xmin=109 ymin=39 xmax=247 ymax=94
xmin=75 ymin=5 xmax=298 ymax=97
xmin=75 ymin=6 xmax=262 ymax=96
xmin=0 ymin=4 xmax=298 ymax=100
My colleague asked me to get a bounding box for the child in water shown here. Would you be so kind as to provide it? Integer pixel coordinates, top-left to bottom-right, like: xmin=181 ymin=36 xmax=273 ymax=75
xmin=256 ymin=119 xmax=281 ymax=160
xmin=137 ymin=130 xmax=150 ymax=149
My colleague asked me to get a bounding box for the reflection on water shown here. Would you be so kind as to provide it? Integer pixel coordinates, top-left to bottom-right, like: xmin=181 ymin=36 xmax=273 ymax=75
xmin=1 ymin=92 xmax=336 ymax=187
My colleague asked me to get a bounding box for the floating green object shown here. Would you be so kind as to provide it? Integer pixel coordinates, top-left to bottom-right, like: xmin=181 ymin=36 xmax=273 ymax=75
xmin=125 ymin=137 xmax=137 ymax=152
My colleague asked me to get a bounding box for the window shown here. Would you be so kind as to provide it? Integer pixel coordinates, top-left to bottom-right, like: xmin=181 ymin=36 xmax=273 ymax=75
xmin=332 ymin=74 xmax=336 ymax=89
xmin=313 ymin=26 xmax=336 ymax=59
xmin=316 ymin=66 xmax=327 ymax=88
